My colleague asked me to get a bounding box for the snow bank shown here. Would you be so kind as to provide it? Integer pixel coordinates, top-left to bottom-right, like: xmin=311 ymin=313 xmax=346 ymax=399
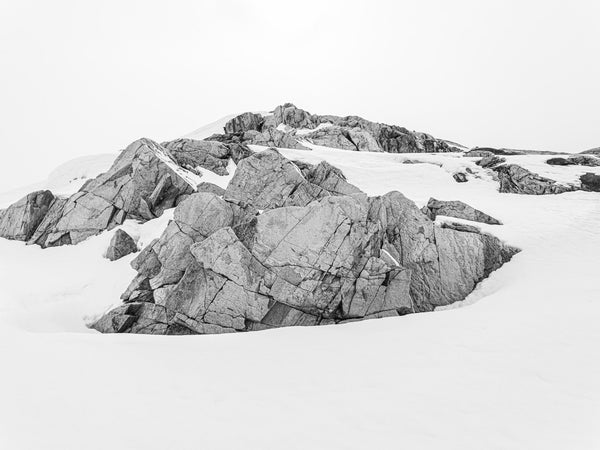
xmin=0 ymin=145 xmax=599 ymax=450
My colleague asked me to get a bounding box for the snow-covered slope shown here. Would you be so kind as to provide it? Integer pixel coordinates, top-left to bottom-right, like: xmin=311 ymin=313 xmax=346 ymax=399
xmin=0 ymin=144 xmax=599 ymax=449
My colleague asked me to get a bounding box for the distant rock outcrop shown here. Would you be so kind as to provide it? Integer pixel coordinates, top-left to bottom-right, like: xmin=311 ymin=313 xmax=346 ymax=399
xmin=492 ymin=164 xmax=573 ymax=195
xmin=217 ymin=103 xmax=462 ymax=154
xmin=546 ymin=155 xmax=600 ymax=167
xmin=90 ymin=149 xmax=519 ymax=335
xmin=476 ymin=155 xmax=506 ymax=168
xmin=105 ymin=229 xmax=138 ymax=261
xmin=422 ymin=198 xmax=502 ymax=225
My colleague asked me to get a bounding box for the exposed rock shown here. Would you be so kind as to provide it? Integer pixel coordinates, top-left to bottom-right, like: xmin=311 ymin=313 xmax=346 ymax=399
xmin=105 ymin=229 xmax=138 ymax=261
xmin=90 ymin=151 xmax=519 ymax=335
xmin=440 ymin=221 xmax=481 ymax=234
xmin=196 ymin=182 xmax=225 ymax=197
xmin=546 ymin=155 xmax=600 ymax=167
xmin=224 ymin=112 xmax=264 ymax=134
xmin=31 ymin=138 xmax=195 ymax=248
xmin=464 ymin=150 xmax=495 ymax=158
xmin=0 ymin=190 xmax=55 ymax=241
xmin=263 ymin=103 xmax=317 ymax=130
xmin=224 ymin=149 xmax=330 ymax=210
xmin=243 ymin=128 xmax=309 ymax=150
xmin=580 ymin=147 xmax=600 ymax=156
xmin=302 ymin=126 xmax=358 ymax=151
xmin=546 ymin=157 xmax=571 ymax=166
xmin=580 ymin=173 xmax=600 ymax=192
xmin=161 ymin=139 xmax=231 ymax=175
xmin=422 ymin=198 xmax=502 ymax=225
xmin=492 ymin=164 xmax=573 ymax=195
xmin=453 ymin=172 xmax=468 ymax=183
xmin=477 ymin=155 xmax=506 ymax=168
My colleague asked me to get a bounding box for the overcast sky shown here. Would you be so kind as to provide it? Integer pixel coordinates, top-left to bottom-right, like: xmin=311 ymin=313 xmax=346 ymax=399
xmin=1 ymin=0 xmax=599 ymax=191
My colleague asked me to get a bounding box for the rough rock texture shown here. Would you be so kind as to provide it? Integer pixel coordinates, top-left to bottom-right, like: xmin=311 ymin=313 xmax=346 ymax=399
xmin=546 ymin=155 xmax=600 ymax=167
xmin=224 ymin=112 xmax=264 ymax=134
xmin=492 ymin=164 xmax=574 ymax=195
xmin=161 ymin=139 xmax=230 ymax=175
xmin=465 ymin=147 xmax=559 ymax=156
xmin=580 ymin=147 xmax=600 ymax=156
xmin=220 ymin=104 xmax=462 ymax=154
xmin=580 ymin=173 xmax=600 ymax=192
xmin=477 ymin=155 xmax=506 ymax=168
xmin=196 ymin=182 xmax=225 ymax=197
xmin=30 ymin=138 xmax=196 ymax=248
xmin=105 ymin=229 xmax=138 ymax=261
xmin=422 ymin=198 xmax=502 ymax=225
xmin=0 ymin=190 xmax=55 ymax=241
xmin=90 ymin=149 xmax=519 ymax=335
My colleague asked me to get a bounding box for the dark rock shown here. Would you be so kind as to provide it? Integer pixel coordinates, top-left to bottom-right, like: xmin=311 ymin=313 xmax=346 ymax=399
xmin=105 ymin=229 xmax=138 ymax=261
xmin=90 ymin=152 xmax=519 ymax=335
xmin=580 ymin=173 xmax=600 ymax=192
xmin=422 ymin=198 xmax=502 ymax=225
xmin=453 ymin=172 xmax=468 ymax=183
xmin=546 ymin=157 xmax=572 ymax=166
xmin=0 ymin=190 xmax=55 ymax=241
xmin=492 ymin=164 xmax=574 ymax=195
xmin=580 ymin=147 xmax=600 ymax=156
xmin=440 ymin=221 xmax=481 ymax=233
xmin=477 ymin=155 xmax=506 ymax=168
xmin=224 ymin=112 xmax=264 ymax=134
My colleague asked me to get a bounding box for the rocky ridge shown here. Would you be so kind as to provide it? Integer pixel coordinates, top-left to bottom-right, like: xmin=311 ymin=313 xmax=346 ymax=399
xmin=90 ymin=149 xmax=519 ymax=335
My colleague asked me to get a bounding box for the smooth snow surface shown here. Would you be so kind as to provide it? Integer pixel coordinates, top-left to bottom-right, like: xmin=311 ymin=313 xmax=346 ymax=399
xmin=1 ymin=144 xmax=599 ymax=450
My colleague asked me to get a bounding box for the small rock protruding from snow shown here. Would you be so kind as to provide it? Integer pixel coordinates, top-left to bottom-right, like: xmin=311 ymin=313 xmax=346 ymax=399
xmin=105 ymin=229 xmax=138 ymax=261
xmin=422 ymin=198 xmax=502 ymax=225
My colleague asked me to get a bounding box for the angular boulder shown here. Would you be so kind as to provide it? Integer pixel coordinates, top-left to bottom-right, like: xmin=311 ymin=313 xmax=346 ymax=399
xmin=422 ymin=198 xmax=502 ymax=225
xmin=0 ymin=190 xmax=55 ymax=241
xmin=477 ymin=155 xmax=506 ymax=168
xmin=224 ymin=112 xmax=264 ymax=134
xmin=105 ymin=229 xmax=138 ymax=261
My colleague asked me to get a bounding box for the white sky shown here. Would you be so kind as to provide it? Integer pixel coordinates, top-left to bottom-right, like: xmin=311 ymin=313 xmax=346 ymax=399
xmin=1 ymin=0 xmax=599 ymax=191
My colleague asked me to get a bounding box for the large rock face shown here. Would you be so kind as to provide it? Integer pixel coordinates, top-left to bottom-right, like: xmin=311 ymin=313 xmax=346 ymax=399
xmin=30 ymin=139 xmax=196 ymax=248
xmin=580 ymin=173 xmax=600 ymax=192
xmin=217 ymin=103 xmax=462 ymax=153
xmin=0 ymin=190 xmax=55 ymax=241
xmin=492 ymin=164 xmax=574 ymax=195
xmin=90 ymin=149 xmax=519 ymax=335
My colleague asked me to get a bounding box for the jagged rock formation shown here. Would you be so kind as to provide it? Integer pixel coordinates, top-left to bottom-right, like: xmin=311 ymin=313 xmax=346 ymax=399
xmin=0 ymin=190 xmax=55 ymax=241
xmin=0 ymin=138 xmax=252 ymax=248
xmin=546 ymin=155 xmax=600 ymax=167
xmin=422 ymin=198 xmax=502 ymax=225
xmin=105 ymin=229 xmax=138 ymax=261
xmin=90 ymin=149 xmax=519 ymax=335
xmin=492 ymin=164 xmax=574 ymax=195
xmin=29 ymin=139 xmax=196 ymax=247
xmin=580 ymin=173 xmax=600 ymax=192
xmin=217 ymin=103 xmax=462 ymax=153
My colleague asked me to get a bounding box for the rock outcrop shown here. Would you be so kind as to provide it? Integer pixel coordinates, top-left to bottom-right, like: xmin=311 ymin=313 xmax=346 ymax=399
xmin=580 ymin=173 xmax=600 ymax=192
xmin=217 ymin=103 xmax=462 ymax=153
xmin=422 ymin=198 xmax=502 ymax=225
xmin=105 ymin=229 xmax=138 ymax=261
xmin=0 ymin=190 xmax=55 ymax=241
xmin=28 ymin=138 xmax=196 ymax=248
xmin=546 ymin=155 xmax=600 ymax=167
xmin=477 ymin=155 xmax=506 ymax=168
xmin=492 ymin=164 xmax=573 ymax=195
xmin=90 ymin=149 xmax=519 ymax=335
